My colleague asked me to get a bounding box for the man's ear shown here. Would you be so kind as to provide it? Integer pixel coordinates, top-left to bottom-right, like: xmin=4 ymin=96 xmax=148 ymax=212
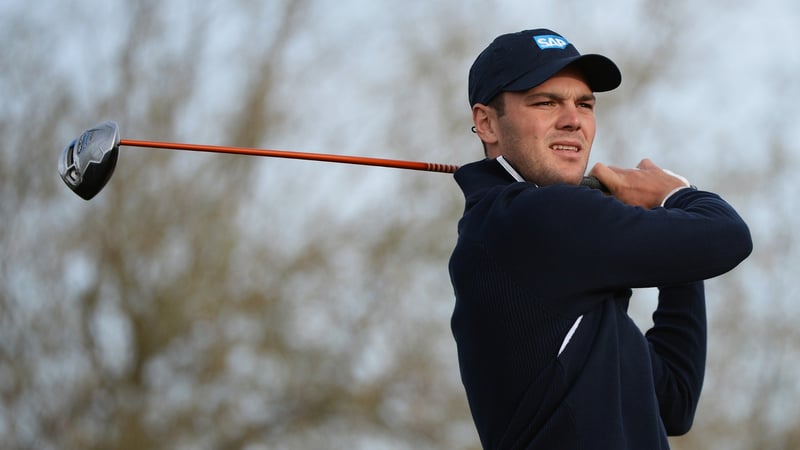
xmin=472 ymin=103 xmax=499 ymax=147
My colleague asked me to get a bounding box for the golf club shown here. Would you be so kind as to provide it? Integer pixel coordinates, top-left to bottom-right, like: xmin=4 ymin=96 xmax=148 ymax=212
xmin=58 ymin=121 xmax=121 ymax=200
xmin=58 ymin=121 xmax=608 ymax=200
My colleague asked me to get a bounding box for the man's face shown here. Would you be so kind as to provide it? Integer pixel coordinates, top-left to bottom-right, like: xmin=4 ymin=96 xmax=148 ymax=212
xmin=484 ymin=67 xmax=596 ymax=186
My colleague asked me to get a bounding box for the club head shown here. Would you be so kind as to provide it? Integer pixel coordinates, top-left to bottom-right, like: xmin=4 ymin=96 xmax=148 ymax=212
xmin=58 ymin=120 xmax=120 ymax=200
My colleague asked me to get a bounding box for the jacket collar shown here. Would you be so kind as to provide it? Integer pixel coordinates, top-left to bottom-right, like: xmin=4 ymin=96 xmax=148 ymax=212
xmin=454 ymin=157 xmax=527 ymax=204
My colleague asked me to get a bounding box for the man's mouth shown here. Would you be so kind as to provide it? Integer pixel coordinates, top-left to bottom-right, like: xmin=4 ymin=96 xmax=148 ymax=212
xmin=551 ymin=144 xmax=580 ymax=152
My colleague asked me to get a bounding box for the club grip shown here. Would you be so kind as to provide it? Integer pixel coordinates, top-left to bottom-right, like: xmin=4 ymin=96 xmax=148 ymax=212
xmin=581 ymin=176 xmax=609 ymax=193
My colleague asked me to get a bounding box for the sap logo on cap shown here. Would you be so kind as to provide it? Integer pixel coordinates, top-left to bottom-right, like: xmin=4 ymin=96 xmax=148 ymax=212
xmin=534 ymin=35 xmax=569 ymax=50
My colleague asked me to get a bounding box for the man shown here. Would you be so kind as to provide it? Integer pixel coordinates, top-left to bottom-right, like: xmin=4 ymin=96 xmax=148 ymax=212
xmin=449 ymin=29 xmax=752 ymax=449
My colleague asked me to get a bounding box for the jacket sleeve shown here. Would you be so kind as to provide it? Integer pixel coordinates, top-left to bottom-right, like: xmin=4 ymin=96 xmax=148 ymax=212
xmin=488 ymin=185 xmax=752 ymax=307
xmin=646 ymin=281 xmax=706 ymax=435
xmin=580 ymin=187 xmax=752 ymax=289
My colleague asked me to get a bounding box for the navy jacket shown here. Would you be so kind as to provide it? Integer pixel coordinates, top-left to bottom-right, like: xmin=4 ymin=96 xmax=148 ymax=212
xmin=449 ymin=159 xmax=752 ymax=449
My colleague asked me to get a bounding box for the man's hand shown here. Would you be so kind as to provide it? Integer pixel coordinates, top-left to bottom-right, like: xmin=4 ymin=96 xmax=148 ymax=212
xmin=589 ymin=159 xmax=690 ymax=209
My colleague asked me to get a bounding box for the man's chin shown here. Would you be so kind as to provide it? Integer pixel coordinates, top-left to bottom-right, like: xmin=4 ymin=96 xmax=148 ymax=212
xmin=548 ymin=175 xmax=585 ymax=186
xmin=526 ymin=167 xmax=586 ymax=187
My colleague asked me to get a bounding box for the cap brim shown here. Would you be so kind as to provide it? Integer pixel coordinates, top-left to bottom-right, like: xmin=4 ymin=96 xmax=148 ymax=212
xmin=505 ymin=54 xmax=621 ymax=94
xmin=571 ymin=54 xmax=621 ymax=92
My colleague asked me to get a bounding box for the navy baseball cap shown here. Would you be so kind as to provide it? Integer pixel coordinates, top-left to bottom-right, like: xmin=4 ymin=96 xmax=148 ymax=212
xmin=468 ymin=29 xmax=621 ymax=107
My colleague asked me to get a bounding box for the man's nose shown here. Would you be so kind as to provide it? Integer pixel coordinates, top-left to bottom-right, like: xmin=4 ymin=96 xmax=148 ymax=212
xmin=557 ymin=106 xmax=581 ymax=130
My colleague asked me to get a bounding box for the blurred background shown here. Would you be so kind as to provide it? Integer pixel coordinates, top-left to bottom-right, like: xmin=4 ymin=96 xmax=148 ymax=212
xmin=1 ymin=1 xmax=798 ymax=449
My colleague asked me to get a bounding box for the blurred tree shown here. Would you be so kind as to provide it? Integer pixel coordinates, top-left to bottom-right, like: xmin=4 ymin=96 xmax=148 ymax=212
xmin=1 ymin=1 xmax=475 ymax=449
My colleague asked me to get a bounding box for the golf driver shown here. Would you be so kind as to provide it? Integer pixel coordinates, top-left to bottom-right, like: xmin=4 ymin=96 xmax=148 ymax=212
xmin=58 ymin=121 xmax=608 ymax=200
xmin=58 ymin=121 xmax=120 ymax=200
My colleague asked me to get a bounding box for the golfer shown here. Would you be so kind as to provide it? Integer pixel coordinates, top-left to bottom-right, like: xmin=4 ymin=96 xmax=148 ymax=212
xmin=449 ymin=28 xmax=752 ymax=449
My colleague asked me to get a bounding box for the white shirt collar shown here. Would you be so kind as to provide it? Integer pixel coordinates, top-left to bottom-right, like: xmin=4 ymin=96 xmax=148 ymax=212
xmin=496 ymin=156 xmax=534 ymax=185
